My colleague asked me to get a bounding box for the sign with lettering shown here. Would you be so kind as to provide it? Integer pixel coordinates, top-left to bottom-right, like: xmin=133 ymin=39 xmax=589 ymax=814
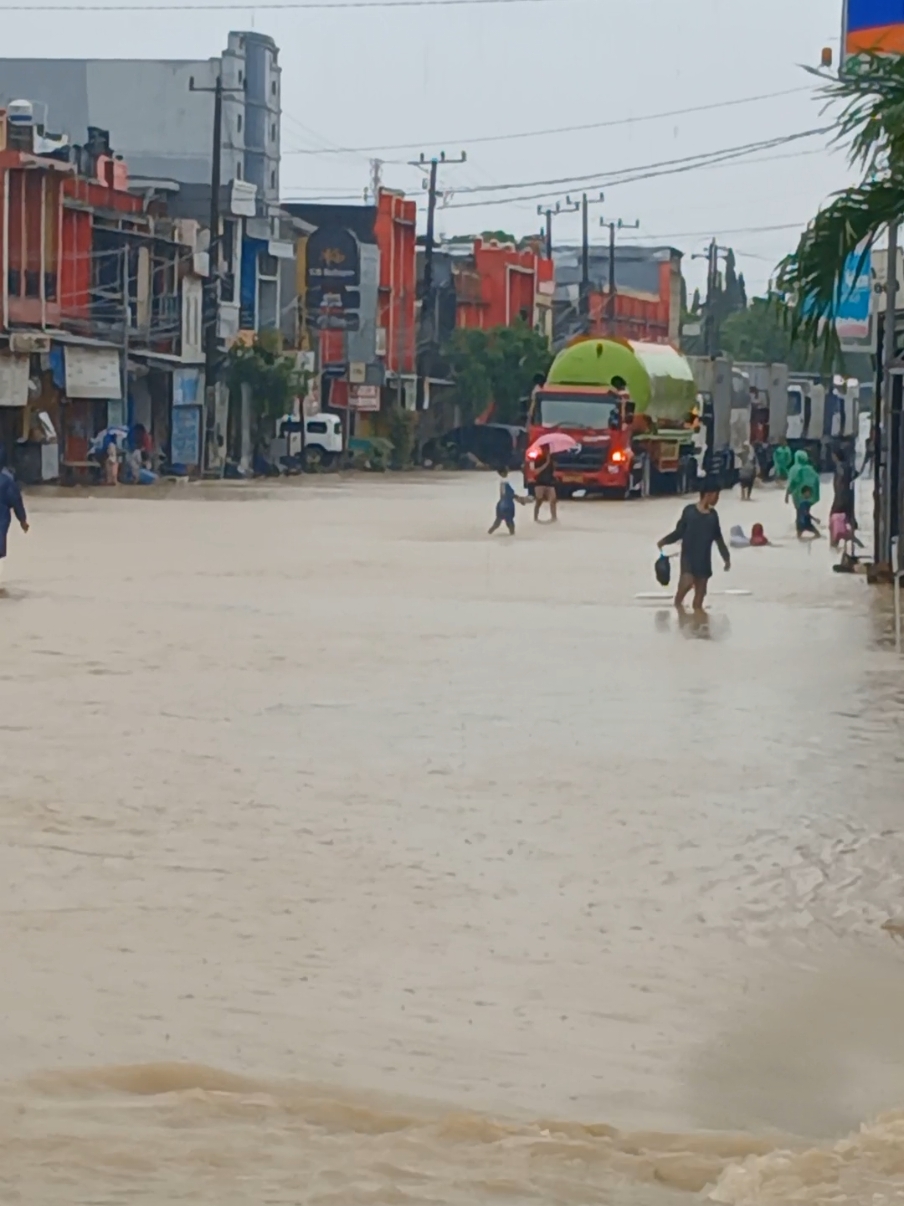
xmin=305 ymin=227 xmax=360 ymax=289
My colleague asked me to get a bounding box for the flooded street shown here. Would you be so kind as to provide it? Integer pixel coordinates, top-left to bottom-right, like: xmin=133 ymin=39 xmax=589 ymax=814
xmin=2 ymin=473 xmax=904 ymax=1204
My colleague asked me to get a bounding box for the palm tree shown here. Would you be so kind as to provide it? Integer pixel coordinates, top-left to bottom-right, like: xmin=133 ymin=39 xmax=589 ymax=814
xmin=778 ymin=53 xmax=904 ymax=356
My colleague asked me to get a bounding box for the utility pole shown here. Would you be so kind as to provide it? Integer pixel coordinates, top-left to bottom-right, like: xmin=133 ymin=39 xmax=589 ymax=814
xmin=565 ymin=192 xmax=604 ymax=332
xmin=190 ymin=72 xmax=224 ymax=389
xmin=369 ymin=157 xmax=383 ymax=202
xmin=600 ymin=216 xmax=639 ymax=336
xmin=879 ymin=220 xmax=899 ymax=569
xmin=537 ymin=202 xmax=565 ymax=261
xmin=698 ymin=239 xmax=725 ymax=357
xmin=121 ymin=244 xmax=130 ymax=429
xmin=410 ymin=150 xmax=466 ymax=408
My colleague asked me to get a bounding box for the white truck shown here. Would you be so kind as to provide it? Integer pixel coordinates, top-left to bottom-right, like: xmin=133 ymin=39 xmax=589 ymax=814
xmin=787 ymin=375 xmax=859 ymax=470
xmin=271 ymin=413 xmax=345 ymax=471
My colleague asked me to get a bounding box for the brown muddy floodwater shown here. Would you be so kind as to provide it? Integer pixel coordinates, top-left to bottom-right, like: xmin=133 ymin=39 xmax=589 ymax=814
xmin=2 ymin=473 xmax=904 ymax=1204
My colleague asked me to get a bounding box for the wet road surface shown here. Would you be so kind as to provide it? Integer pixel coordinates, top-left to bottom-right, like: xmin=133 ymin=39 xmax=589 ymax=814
xmin=1 ymin=473 xmax=904 ymax=1204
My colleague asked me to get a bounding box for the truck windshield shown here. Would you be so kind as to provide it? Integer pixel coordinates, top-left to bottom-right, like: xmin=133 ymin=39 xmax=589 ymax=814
xmin=536 ymin=393 xmax=619 ymax=431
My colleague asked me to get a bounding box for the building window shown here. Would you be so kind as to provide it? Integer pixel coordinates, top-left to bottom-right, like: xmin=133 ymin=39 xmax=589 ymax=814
xmin=271 ymin=79 xmax=277 ymax=96
xmin=236 ymin=162 xmax=242 ymax=179
xmin=270 ymin=170 xmax=276 ymax=189
xmin=270 ymin=122 xmax=276 ymax=142
xmin=237 ymin=113 xmax=242 ymax=133
xmin=238 ymin=69 xmax=244 ymax=85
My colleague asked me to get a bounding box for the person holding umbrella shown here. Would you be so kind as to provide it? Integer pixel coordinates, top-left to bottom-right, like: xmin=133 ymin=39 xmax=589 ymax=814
xmin=525 ymin=432 xmax=578 ymax=524
xmin=534 ymin=445 xmax=557 ymax=522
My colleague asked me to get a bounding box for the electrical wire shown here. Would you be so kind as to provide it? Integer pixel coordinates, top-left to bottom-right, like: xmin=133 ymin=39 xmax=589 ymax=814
xmin=0 ymin=0 xmax=567 ymax=10
xmin=426 ymin=128 xmax=832 ymax=210
xmin=282 ymin=85 xmax=817 ymax=157
xmin=437 ymin=128 xmax=831 ymax=197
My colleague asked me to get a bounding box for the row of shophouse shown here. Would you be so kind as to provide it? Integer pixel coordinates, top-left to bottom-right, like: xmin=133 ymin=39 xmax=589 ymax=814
xmin=0 ymin=31 xmax=684 ymax=480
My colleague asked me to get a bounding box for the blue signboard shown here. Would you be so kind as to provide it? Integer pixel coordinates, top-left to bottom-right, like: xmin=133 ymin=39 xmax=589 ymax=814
xmin=835 ymin=249 xmax=872 ymax=341
xmin=170 ymin=405 xmax=201 ymax=468
xmin=173 ymin=367 xmax=202 ymax=407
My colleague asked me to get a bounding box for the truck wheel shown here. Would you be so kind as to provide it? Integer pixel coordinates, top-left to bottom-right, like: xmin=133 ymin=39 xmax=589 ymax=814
xmin=303 ymin=445 xmax=324 ymax=471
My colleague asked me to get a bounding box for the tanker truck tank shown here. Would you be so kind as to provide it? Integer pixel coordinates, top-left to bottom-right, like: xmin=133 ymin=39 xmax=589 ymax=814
xmin=546 ymin=339 xmax=697 ymax=425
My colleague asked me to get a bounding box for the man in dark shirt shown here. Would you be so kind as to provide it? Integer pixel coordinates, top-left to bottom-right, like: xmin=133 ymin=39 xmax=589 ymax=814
xmin=658 ymin=485 xmax=730 ymax=611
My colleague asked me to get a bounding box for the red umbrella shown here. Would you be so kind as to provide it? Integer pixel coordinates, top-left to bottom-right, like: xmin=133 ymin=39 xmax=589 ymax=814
xmin=526 ymin=432 xmax=579 ymax=458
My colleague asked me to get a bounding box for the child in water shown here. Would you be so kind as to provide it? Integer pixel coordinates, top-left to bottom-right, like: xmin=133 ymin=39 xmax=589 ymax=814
xmin=796 ymin=486 xmax=821 ymax=540
xmin=488 ymin=467 xmax=525 ymax=536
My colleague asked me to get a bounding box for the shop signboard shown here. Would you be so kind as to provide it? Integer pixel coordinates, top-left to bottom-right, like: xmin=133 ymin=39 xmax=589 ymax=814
xmin=0 ymin=352 xmax=29 ymax=407
xmin=349 ymin=384 xmax=380 ymax=412
xmin=170 ymin=404 xmax=201 ymax=467
xmin=64 ymin=346 xmax=122 ymax=399
xmin=835 ymin=248 xmax=873 ymax=347
xmin=173 ymin=367 xmax=203 ymax=407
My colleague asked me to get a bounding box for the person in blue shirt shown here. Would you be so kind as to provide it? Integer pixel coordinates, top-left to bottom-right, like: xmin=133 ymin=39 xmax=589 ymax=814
xmin=488 ymin=467 xmax=524 ymax=536
xmin=0 ymin=446 xmax=28 ymax=590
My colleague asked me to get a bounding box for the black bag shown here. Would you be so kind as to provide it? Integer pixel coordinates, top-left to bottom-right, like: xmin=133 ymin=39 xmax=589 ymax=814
xmin=654 ymin=553 xmax=672 ymax=587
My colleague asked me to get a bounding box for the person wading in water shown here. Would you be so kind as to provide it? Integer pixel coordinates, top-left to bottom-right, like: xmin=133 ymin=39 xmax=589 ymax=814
xmin=533 ymin=446 xmax=558 ymax=523
xmin=658 ymin=482 xmax=730 ymax=612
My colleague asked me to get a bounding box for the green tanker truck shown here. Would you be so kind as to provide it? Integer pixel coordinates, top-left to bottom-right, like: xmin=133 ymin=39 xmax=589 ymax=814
xmin=525 ymin=338 xmax=705 ymax=498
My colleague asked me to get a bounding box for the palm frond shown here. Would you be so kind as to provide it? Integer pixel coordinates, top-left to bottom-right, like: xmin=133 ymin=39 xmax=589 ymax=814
xmin=811 ymin=53 xmax=904 ymax=173
xmin=777 ymin=177 xmax=902 ymax=358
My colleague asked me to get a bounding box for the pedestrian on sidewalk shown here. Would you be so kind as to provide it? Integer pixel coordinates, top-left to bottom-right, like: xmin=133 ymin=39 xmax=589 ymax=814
xmin=658 ymin=482 xmax=730 ymax=612
xmin=0 ymin=447 xmax=28 ymax=592
xmin=488 ymin=467 xmax=525 ymax=536
xmin=533 ymin=446 xmax=558 ymax=523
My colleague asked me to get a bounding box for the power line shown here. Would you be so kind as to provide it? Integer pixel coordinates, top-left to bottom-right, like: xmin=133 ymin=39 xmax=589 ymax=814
xmin=619 ymin=221 xmax=810 ymax=242
xmin=439 ymin=128 xmax=830 ymax=196
xmin=432 ymin=128 xmax=831 ymax=209
xmin=0 ymin=0 xmax=566 ymax=10
xmin=282 ymin=85 xmax=816 ymax=157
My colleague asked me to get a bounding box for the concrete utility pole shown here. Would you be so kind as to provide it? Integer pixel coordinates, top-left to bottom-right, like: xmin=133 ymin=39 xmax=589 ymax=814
xmin=551 ymin=192 xmax=603 ymax=333
xmin=369 ymin=157 xmax=383 ymax=202
xmin=410 ymin=150 xmax=466 ymax=408
xmin=121 ymin=245 xmax=130 ymax=423
xmin=879 ymin=220 xmax=899 ymax=570
xmin=190 ymin=72 xmax=224 ymax=387
xmin=542 ymin=196 xmax=580 ymax=266
xmin=537 ymin=201 xmax=566 ymax=261
xmin=600 ymin=216 xmax=639 ymax=336
xmin=697 ymin=239 xmax=729 ymax=358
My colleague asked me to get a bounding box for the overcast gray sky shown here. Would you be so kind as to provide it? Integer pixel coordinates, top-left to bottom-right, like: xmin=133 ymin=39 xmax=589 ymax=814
xmin=3 ymin=0 xmax=854 ymax=296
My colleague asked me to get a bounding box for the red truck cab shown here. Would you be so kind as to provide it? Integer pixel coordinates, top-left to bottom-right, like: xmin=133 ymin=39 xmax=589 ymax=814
xmin=525 ymin=383 xmax=645 ymax=498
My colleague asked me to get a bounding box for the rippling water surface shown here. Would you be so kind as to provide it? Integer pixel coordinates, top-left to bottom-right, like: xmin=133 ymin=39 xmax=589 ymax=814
xmin=1 ymin=475 xmax=903 ymax=1203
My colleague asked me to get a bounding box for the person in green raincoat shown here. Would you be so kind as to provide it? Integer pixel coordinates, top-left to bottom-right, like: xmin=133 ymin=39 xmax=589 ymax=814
xmin=785 ymin=450 xmax=820 ymax=508
xmin=772 ymin=438 xmax=793 ymax=483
